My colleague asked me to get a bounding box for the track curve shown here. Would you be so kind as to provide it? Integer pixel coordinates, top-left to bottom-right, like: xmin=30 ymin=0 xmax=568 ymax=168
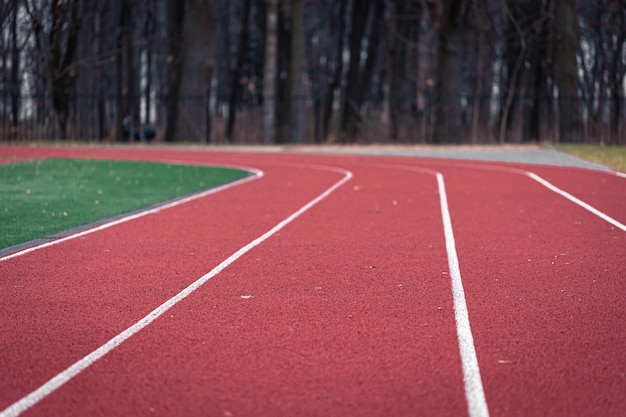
xmin=1 ymin=146 xmax=624 ymax=417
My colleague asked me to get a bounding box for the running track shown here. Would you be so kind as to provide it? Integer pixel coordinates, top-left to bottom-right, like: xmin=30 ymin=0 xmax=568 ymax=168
xmin=0 ymin=146 xmax=624 ymax=417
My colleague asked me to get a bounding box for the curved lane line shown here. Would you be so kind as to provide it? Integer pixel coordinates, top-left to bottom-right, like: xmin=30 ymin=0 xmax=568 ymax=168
xmin=432 ymin=160 xmax=625 ymax=232
xmin=370 ymin=163 xmax=490 ymax=417
xmin=0 ymin=166 xmax=352 ymax=417
xmin=383 ymin=159 xmax=624 ymax=416
xmin=525 ymin=172 xmax=626 ymax=232
xmin=0 ymin=166 xmax=264 ymax=263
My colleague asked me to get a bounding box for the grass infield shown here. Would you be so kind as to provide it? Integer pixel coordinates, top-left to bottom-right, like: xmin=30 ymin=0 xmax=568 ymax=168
xmin=0 ymin=158 xmax=249 ymax=249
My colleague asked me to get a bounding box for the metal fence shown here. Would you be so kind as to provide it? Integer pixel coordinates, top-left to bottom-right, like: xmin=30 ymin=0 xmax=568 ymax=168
xmin=1 ymin=92 xmax=624 ymax=145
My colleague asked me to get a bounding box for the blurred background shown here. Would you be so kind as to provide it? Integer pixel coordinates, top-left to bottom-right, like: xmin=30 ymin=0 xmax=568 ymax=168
xmin=0 ymin=0 xmax=624 ymax=145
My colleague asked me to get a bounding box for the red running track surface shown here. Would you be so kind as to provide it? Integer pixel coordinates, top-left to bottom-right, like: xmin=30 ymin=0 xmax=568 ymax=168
xmin=0 ymin=146 xmax=624 ymax=417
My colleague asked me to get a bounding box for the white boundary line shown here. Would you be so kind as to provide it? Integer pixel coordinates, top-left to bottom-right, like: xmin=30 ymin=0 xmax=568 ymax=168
xmin=436 ymin=173 xmax=490 ymax=417
xmin=525 ymin=172 xmax=626 ymax=232
xmin=0 ymin=166 xmax=264 ymax=262
xmin=387 ymin=160 xmax=625 ymax=416
xmin=433 ymin=161 xmax=625 ymax=232
xmin=0 ymin=167 xmax=352 ymax=417
xmin=371 ymin=163 xmax=490 ymax=417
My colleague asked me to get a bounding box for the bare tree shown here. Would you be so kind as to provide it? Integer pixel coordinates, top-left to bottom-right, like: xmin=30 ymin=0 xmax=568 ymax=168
xmin=9 ymin=0 xmax=20 ymax=140
xmin=262 ymin=0 xmax=278 ymax=144
xmin=225 ymin=0 xmax=252 ymax=142
xmin=176 ymin=0 xmax=214 ymax=142
xmin=1 ymin=0 xmax=622 ymax=145
xmin=116 ymin=0 xmax=136 ymax=141
xmin=553 ymin=0 xmax=582 ymax=143
xmin=386 ymin=0 xmax=421 ymax=142
xmin=498 ymin=0 xmax=549 ymax=144
xmin=340 ymin=0 xmax=384 ymax=142
xmin=25 ymin=0 xmax=82 ymax=140
xmin=318 ymin=0 xmax=348 ymax=143
xmin=607 ymin=1 xmax=625 ymax=144
xmin=164 ymin=0 xmax=185 ymax=142
xmin=432 ymin=0 xmax=464 ymax=143
xmin=144 ymin=0 xmax=157 ymax=127
xmin=288 ymin=0 xmax=306 ymax=143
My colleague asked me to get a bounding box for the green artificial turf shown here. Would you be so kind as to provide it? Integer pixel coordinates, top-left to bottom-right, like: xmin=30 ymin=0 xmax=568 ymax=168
xmin=0 ymin=158 xmax=249 ymax=249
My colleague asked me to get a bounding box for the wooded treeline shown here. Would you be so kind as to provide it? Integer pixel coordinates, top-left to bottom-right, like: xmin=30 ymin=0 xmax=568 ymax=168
xmin=0 ymin=0 xmax=624 ymax=144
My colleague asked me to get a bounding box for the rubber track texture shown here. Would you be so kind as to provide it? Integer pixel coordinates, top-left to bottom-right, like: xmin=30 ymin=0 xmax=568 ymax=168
xmin=1 ymin=146 xmax=624 ymax=417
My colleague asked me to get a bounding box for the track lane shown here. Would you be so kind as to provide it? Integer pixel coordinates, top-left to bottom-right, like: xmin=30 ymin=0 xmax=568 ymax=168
xmin=524 ymin=165 xmax=626 ymax=226
xmin=0 ymin=155 xmax=347 ymax=413
xmin=9 ymin=163 xmax=469 ymax=417
xmin=2 ymin=146 xmax=624 ymax=416
xmin=438 ymin=165 xmax=625 ymax=417
xmin=404 ymin=157 xmax=626 ymax=227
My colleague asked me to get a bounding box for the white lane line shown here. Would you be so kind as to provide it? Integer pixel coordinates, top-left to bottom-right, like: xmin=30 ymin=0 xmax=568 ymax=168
xmin=428 ymin=160 xmax=625 ymax=233
xmin=377 ymin=160 xmax=621 ymax=417
xmin=436 ymin=173 xmax=490 ymax=417
xmin=0 ymin=166 xmax=263 ymax=262
xmin=369 ymin=163 xmax=489 ymax=417
xmin=0 ymin=167 xmax=352 ymax=417
xmin=526 ymin=172 xmax=626 ymax=232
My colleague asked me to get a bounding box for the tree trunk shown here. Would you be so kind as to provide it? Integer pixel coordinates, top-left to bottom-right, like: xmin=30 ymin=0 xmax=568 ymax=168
xmin=553 ymin=0 xmax=582 ymax=143
xmin=9 ymin=1 xmax=19 ymax=141
xmin=175 ymin=0 xmax=214 ymax=142
xmin=339 ymin=0 xmax=372 ymax=142
xmin=226 ymin=0 xmax=252 ymax=142
xmin=53 ymin=2 xmax=81 ymax=140
xmin=498 ymin=1 xmax=528 ymax=144
xmin=498 ymin=43 xmax=526 ymax=144
xmin=387 ymin=0 xmax=411 ymax=142
xmin=95 ymin=5 xmax=108 ymax=141
xmin=470 ymin=30 xmax=486 ymax=144
xmin=528 ymin=23 xmax=550 ymax=143
xmin=164 ymin=0 xmax=185 ymax=142
xmin=356 ymin=0 xmax=383 ymax=104
xmin=116 ymin=0 xmax=134 ymax=141
xmin=433 ymin=0 xmax=463 ymax=144
xmin=262 ymin=0 xmax=278 ymax=144
xmin=609 ymin=6 xmax=625 ymax=145
xmin=321 ymin=0 xmax=347 ymax=142
xmin=288 ymin=0 xmax=306 ymax=143
xmin=274 ymin=5 xmax=292 ymax=144
xmin=27 ymin=0 xmax=82 ymax=140
xmin=144 ymin=0 xmax=156 ymax=125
